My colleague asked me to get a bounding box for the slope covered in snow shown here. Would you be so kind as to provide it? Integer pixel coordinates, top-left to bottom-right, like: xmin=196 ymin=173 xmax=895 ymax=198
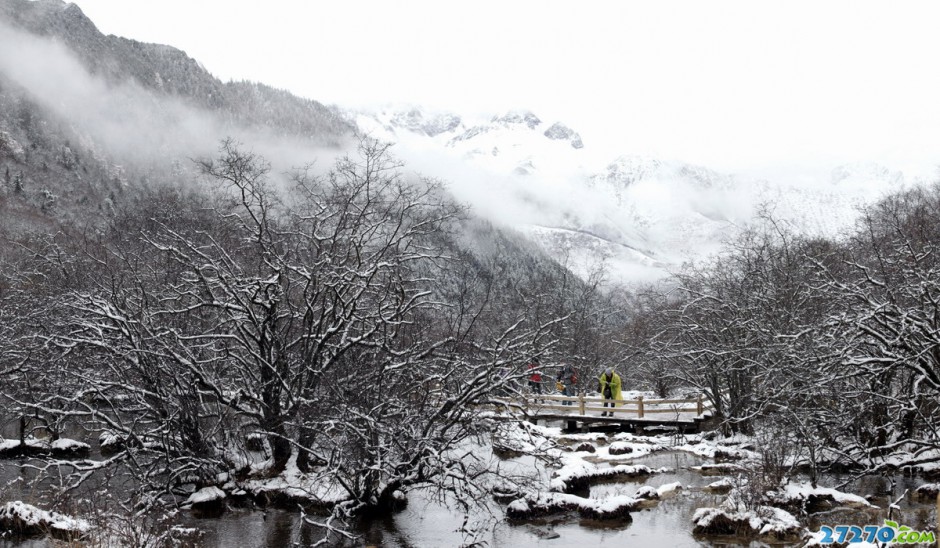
xmin=349 ymin=105 xmax=921 ymax=284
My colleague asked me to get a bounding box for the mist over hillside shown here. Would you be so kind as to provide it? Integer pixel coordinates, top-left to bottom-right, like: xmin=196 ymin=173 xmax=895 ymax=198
xmin=0 ymin=0 xmax=583 ymax=305
xmin=0 ymin=0 xmax=356 ymax=236
xmin=353 ymin=104 xmax=922 ymax=283
xmin=0 ymin=0 xmax=927 ymax=286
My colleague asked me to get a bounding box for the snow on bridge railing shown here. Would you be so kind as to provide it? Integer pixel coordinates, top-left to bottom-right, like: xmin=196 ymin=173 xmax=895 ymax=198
xmin=511 ymin=393 xmax=712 ymax=420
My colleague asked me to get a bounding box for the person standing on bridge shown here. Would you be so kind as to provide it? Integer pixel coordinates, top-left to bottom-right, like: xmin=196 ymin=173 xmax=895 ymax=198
xmin=598 ymin=368 xmax=622 ymax=417
xmin=527 ymin=357 xmax=543 ymax=396
xmin=557 ymin=363 xmax=577 ymax=405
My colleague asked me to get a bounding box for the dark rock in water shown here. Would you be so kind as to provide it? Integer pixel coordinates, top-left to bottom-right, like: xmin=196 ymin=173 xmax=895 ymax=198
xmin=507 ymin=493 xmax=638 ymax=521
xmin=0 ymin=438 xmax=90 ymax=459
xmin=713 ymin=449 xmax=743 ymax=462
xmin=527 ymin=525 xmax=561 ymax=539
xmin=694 ymin=463 xmax=744 ymax=476
xmin=493 ymin=484 xmax=523 ymax=502
xmin=915 ymin=483 xmax=940 ymax=501
xmin=704 ymin=479 xmax=733 ymax=494
xmin=608 ymin=442 xmax=633 ymax=456
xmin=692 ymin=506 xmax=802 ymax=543
xmin=633 ymin=486 xmax=660 ymax=500
xmin=49 ymin=438 xmax=91 ymax=458
xmin=186 ymin=487 xmax=227 ymax=518
xmin=0 ymin=439 xmax=49 ymax=458
xmin=98 ymin=431 xmax=128 ymax=454
xmin=573 ymin=442 xmax=596 ymax=453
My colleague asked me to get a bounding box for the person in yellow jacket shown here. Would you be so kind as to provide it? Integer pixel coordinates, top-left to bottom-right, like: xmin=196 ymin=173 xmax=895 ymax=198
xmin=597 ymin=368 xmax=622 ymax=417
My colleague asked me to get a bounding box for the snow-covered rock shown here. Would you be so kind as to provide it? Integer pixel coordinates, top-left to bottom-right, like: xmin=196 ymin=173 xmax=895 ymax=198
xmin=185 ymin=486 xmax=226 ymax=506
xmin=674 ymin=435 xmax=757 ymax=461
xmin=691 ymin=463 xmax=745 ymax=476
xmin=633 ymin=485 xmax=659 ymax=500
xmin=0 ymin=501 xmax=90 ymax=540
xmin=551 ymin=454 xmax=656 ymax=493
xmin=572 ymin=442 xmax=596 ymax=453
xmin=705 ymin=478 xmax=733 ymax=494
xmin=243 ymin=454 xmax=349 ymax=509
xmin=692 ymin=505 xmax=803 ymax=542
xmin=507 ymin=492 xmax=639 ymax=520
xmin=657 ymin=482 xmax=683 ymax=497
xmin=98 ymin=430 xmax=129 ymax=453
xmin=915 ymin=483 xmax=940 ymax=501
xmin=766 ymin=483 xmax=876 ymax=512
xmin=607 ymin=441 xmax=633 ymax=455
xmin=0 ymin=438 xmax=50 ymax=458
xmin=49 ymin=438 xmax=91 ymax=457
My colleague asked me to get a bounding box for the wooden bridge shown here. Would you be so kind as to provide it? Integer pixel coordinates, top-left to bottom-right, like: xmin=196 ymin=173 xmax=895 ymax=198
xmin=495 ymin=393 xmax=716 ymax=433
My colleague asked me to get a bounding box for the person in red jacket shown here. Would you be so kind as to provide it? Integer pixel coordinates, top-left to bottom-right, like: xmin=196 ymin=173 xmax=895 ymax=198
xmin=527 ymin=357 xmax=542 ymax=395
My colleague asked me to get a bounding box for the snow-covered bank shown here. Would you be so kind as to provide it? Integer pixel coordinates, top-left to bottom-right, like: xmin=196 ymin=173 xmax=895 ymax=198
xmin=0 ymin=501 xmax=91 ymax=540
xmin=692 ymin=504 xmax=803 ymax=542
xmin=242 ymin=455 xmax=350 ymax=509
xmin=507 ymin=492 xmax=640 ymax=520
xmin=550 ymin=454 xmax=660 ymax=493
xmin=766 ymin=482 xmax=876 ymax=512
xmin=0 ymin=437 xmax=90 ymax=458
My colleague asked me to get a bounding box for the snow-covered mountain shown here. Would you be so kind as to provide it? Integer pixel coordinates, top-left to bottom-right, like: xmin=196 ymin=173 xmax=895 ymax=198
xmin=352 ymin=105 xmax=918 ymax=284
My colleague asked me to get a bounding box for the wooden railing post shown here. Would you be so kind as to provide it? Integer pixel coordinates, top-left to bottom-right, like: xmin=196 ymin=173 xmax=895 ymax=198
xmin=637 ymin=395 xmax=644 ymax=418
xmin=579 ymin=393 xmax=585 ymax=416
xmin=697 ymin=395 xmax=704 ymax=415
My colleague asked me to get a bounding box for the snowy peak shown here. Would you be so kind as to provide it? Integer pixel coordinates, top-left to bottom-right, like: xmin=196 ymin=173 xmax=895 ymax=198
xmin=490 ymin=110 xmax=542 ymax=129
xmin=592 ymin=156 xmax=665 ymax=189
xmin=450 ymin=110 xmax=546 ymax=144
xmin=389 ymin=108 xmax=462 ymax=137
xmin=589 ymin=156 xmax=733 ymax=194
xmin=830 ymin=162 xmax=905 ymax=187
xmin=543 ymin=122 xmax=584 ymax=149
xmin=355 ymin=106 xmax=585 ymax=153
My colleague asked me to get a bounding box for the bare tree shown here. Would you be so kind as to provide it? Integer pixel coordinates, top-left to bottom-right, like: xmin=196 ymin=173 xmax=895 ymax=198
xmin=8 ymin=138 xmax=560 ymax=538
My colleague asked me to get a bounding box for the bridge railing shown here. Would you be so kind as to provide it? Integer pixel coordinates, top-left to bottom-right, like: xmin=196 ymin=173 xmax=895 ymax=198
xmin=516 ymin=393 xmax=712 ymax=419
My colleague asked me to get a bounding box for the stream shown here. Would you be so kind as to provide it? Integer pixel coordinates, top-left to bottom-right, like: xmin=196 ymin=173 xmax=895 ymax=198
xmin=1 ymin=418 xmax=937 ymax=547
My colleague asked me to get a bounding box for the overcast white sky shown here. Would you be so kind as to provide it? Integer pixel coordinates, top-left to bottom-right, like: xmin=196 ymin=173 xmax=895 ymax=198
xmin=73 ymin=0 xmax=940 ymax=178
